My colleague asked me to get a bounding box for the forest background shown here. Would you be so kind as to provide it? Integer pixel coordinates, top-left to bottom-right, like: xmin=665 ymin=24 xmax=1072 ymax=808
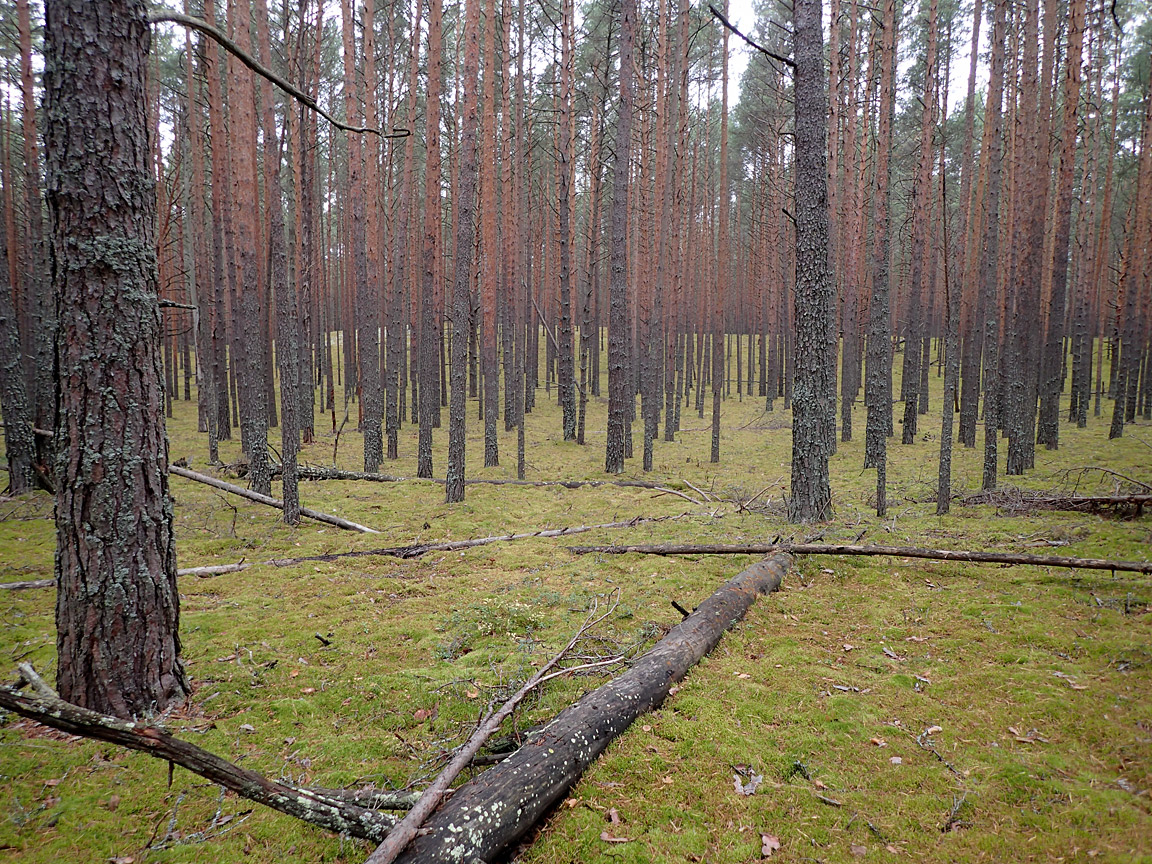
xmin=0 ymin=0 xmax=1151 ymax=859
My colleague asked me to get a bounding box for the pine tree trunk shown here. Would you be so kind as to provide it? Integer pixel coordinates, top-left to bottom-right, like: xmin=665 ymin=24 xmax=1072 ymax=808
xmin=788 ymin=0 xmax=834 ymax=523
xmin=605 ymin=0 xmax=635 ymax=474
xmin=45 ymin=0 xmax=189 ymax=717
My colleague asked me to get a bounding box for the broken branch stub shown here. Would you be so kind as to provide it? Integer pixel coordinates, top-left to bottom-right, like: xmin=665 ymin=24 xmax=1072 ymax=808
xmin=388 ymin=552 xmax=792 ymax=864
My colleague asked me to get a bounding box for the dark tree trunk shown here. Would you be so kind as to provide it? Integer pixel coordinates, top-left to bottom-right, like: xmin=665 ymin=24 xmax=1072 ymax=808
xmin=0 ymin=221 xmax=36 ymax=493
xmin=45 ymin=0 xmax=189 ymax=717
xmin=17 ymin=0 xmax=54 ymax=476
xmin=789 ymin=0 xmax=834 ymax=523
xmin=863 ymin=0 xmax=897 ymax=514
xmin=556 ymin=0 xmax=577 ymax=440
xmin=446 ymin=0 xmax=482 ymax=503
xmin=978 ymin=0 xmax=1007 ymax=491
xmin=418 ymin=0 xmax=443 ymax=478
xmin=605 ymin=0 xmax=635 ymax=474
xmin=257 ymin=0 xmax=299 ymax=523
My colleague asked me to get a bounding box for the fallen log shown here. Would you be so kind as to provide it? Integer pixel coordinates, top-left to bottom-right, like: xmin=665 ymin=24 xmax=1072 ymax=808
xmin=566 ymin=541 xmax=1152 ymax=575
xmin=170 ymin=465 xmax=379 ymax=533
xmin=0 ymin=665 xmax=398 ymax=840
xmin=367 ymin=598 xmax=622 ymax=863
xmin=386 ymin=553 xmax=792 ymax=864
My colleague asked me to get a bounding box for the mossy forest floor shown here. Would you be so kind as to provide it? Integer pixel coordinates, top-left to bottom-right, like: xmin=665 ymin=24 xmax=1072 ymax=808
xmin=2 ymin=361 xmax=1150 ymax=863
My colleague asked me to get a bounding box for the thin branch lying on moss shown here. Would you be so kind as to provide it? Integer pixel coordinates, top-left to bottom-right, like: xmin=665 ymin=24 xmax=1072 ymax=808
xmin=270 ymin=463 xmax=686 ymax=491
xmin=170 ymin=465 xmax=380 ymax=533
xmin=565 ymin=541 xmax=1152 ymax=574
xmin=3 ymin=514 xmax=690 ymax=588
xmin=962 ymin=488 xmax=1151 ymax=517
xmin=177 ymin=513 xmax=688 ymax=576
xmin=0 ymin=665 xmax=400 ymax=841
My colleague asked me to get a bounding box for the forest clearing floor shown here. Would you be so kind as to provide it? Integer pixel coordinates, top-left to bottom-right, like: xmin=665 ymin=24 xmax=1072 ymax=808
xmin=1 ymin=375 xmax=1150 ymax=863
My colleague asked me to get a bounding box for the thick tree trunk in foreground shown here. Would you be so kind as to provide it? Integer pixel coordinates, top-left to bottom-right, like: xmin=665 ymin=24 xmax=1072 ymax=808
xmin=789 ymin=0 xmax=834 ymax=523
xmin=390 ymin=553 xmax=791 ymax=864
xmin=44 ymin=0 xmax=189 ymax=716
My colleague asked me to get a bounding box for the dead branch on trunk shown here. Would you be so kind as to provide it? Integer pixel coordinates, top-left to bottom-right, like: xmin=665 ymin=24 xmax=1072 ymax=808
xmin=170 ymin=465 xmax=379 ymax=533
xmin=366 ymin=595 xmax=622 ymax=863
xmin=148 ymin=10 xmax=406 ymax=138
xmin=566 ymin=541 xmax=1152 ymax=574
xmin=386 ymin=554 xmax=792 ymax=864
xmin=0 ymin=665 xmax=400 ymax=840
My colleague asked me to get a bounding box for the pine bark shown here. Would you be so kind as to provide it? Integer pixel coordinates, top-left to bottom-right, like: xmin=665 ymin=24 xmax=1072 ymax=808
xmin=445 ymin=0 xmax=482 ymax=503
xmin=788 ymin=0 xmax=834 ymax=523
xmin=45 ymin=0 xmax=189 ymax=716
xmin=605 ymin=0 xmax=636 ymax=474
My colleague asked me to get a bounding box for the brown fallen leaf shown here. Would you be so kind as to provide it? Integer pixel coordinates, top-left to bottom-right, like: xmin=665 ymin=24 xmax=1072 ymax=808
xmin=600 ymin=832 xmax=630 ymax=843
xmin=761 ymin=833 xmax=781 ymax=857
xmin=564 ymin=798 xmax=579 ymax=809
xmin=608 ymin=807 xmax=621 ymax=825
xmin=301 ymin=687 xmax=316 ymax=695
xmin=870 ymin=737 xmax=887 ymax=747
xmin=813 ymin=779 xmax=826 ymax=790
xmin=885 ymin=844 xmax=902 ymax=854
xmin=925 ymin=725 xmax=943 ymax=736
xmin=851 ymin=843 xmax=868 ymax=857
xmin=413 ymin=708 xmax=433 ymax=722
xmin=736 ymin=672 xmax=752 ymax=679
xmin=465 ymin=689 xmax=479 ymax=699
xmin=905 ymin=636 xmax=927 ymax=643
xmin=106 ymin=794 xmax=120 ymax=812
xmin=289 ymin=669 xmax=300 ymax=678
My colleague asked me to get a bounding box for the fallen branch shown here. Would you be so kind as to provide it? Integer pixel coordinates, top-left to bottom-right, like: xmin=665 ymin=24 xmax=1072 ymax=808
xmin=962 ymin=488 xmax=1151 ymax=518
xmin=0 ymin=578 xmax=55 ymax=591
xmin=5 ymin=515 xmax=689 ymax=588
xmin=566 ymin=541 xmax=1152 ymax=575
xmin=278 ymin=464 xmax=681 ymax=491
xmin=387 ymin=553 xmax=792 ymax=864
xmin=366 ymin=596 xmax=621 ymax=863
xmin=170 ymin=466 xmax=379 ymax=533
xmin=652 ymin=485 xmax=703 ymax=505
xmin=0 ymin=666 xmax=399 ymax=841
xmin=174 ymin=514 xmax=688 ymax=577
